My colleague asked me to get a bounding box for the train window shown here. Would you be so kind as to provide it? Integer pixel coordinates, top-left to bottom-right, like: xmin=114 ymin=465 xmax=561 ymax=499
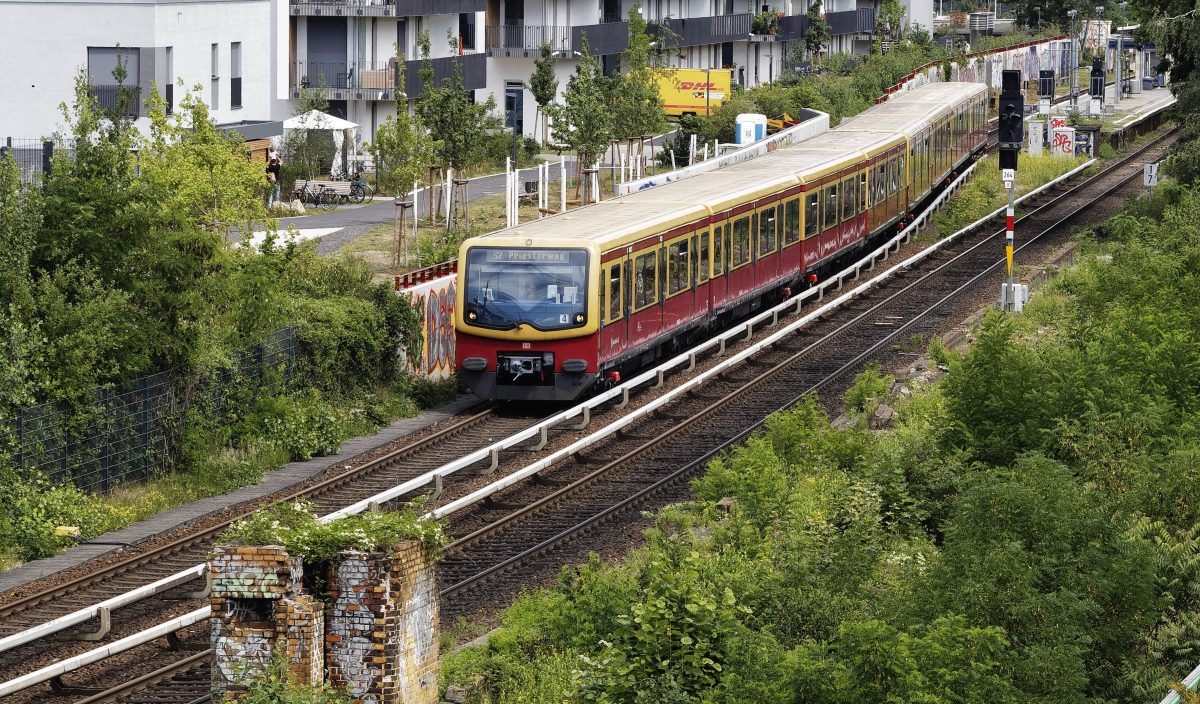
xmin=859 ymin=172 xmax=868 ymax=213
xmin=824 ymin=184 xmax=838 ymax=229
xmin=633 ymin=250 xmax=657 ymax=310
xmin=668 ymin=239 xmax=690 ymax=295
xmin=713 ymin=224 xmax=727 ymax=276
xmin=875 ymin=164 xmax=886 ymax=205
xmin=732 ymin=216 xmax=751 ymax=267
xmin=785 ymin=198 xmax=800 ymax=244
xmin=805 ymin=192 xmax=819 ymax=238
xmin=699 ymin=231 xmax=710 ymax=282
xmin=888 ymin=158 xmax=898 ymax=195
xmin=898 ymin=155 xmax=906 ymax=190
xmin=759 ymin=205 xmax=777 ymax=255
xmin=841 ymin=177 xmax=855 ymax=221
xmin=606 ymin=264 xmax=622 ymax=322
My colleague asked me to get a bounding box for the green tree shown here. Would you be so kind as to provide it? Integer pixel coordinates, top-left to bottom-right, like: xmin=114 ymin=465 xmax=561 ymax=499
xmin=547 ymin=39 xmax=613 ymax=201
xmin=528 ymin=41 xmax=559 ymax=144
xmin=415 ymin=30 xmax=499 ymax=174
xmin=908 ymin=456 xmax=1159 ymax=703
xmin=805 ymin=0 xmax=831 ymax=61
xmin=367 ymin=46 xmax=434 ymax=196
xmin=611 ymin=4 xmax=668 ymax=160
xmin=875 ymin=0 xmax=906 ymax=46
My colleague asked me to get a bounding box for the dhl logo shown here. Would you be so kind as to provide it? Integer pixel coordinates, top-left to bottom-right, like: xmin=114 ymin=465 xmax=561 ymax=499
xmin=678 ymin=81 xmax=718 ymax=90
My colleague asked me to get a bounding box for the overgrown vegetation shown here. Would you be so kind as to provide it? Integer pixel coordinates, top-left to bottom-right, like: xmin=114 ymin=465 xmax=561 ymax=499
xmin=220 ymin=499 xmax=447 ymax=560
xmin=0 ymin=70 xmax=431 ymax=567
xmin=440 ymin=183 xmax=1200 ymax=702
xmin=932 ymin=152 xmax=1091 ymax=236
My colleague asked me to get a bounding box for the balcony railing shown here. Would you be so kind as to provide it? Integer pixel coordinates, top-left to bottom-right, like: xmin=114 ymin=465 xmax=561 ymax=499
xmin=291 ymin=0 xmax=485 ymax=17
xmin=485 ymin=22 xmax=630 ymax=57
xmin=292 ymin=54 xmax=486 ymax=99
xmin=485 ymin=25 xmax=573 ymax=56
xmin=655 ymin=13 xmax=752 ymax=47
xmin=777 ymin=14 xmax=808 ymax=41
xmin=827 ymin=7 xmax=875 ymax=35
xmin=572 ymin=21 xmax=629 ymax=55
xmin=92 ymin=85 xmax=141 ymax=117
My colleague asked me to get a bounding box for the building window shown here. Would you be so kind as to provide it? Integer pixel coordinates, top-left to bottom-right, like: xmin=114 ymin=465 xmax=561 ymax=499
xmin=230 ymin=42 xmax=242 ymax=109
xmin=459 ymin=13 xmax=475 ymax=50
xmin=164 ymin=46 xmax=174 ymax=115
xmin=87 ymin=46 xmax=141 ymax=117
xmin=211 ymin=43 xmax=220 ymax=109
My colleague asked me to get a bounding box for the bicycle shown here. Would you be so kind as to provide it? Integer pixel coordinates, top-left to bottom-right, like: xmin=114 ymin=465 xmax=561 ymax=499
xmin=349 ymin=172 xmax=373 ymax=204
xmin=317 ymin=185 xmax=353 ymax=211
xmin=295 ymin=181 xmax=324 ymax=206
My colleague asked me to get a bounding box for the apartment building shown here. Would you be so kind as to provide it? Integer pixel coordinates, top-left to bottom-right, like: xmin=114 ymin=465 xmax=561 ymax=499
xmin=0 ymin=0 xmax=911 ymax=147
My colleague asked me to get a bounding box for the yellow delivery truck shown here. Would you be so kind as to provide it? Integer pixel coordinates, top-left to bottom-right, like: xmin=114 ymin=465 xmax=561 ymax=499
xmin=656 ymin=68 xmax=733 ymax=118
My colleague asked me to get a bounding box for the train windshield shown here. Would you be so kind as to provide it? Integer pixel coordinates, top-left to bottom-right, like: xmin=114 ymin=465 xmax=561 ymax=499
xmin=463 ymin=247 xmax=589 ymax=331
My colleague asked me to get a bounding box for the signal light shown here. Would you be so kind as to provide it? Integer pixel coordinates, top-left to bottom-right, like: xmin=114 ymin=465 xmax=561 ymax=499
xmin=998 ymin=69 xmax=1024 ymax=169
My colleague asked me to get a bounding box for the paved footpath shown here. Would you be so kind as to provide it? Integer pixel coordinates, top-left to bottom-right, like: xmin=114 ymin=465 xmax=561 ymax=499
xmin=264 ymin=159 xmax=574 ymax=255
xmin=0 ymin=395 xmax=479 ymax=594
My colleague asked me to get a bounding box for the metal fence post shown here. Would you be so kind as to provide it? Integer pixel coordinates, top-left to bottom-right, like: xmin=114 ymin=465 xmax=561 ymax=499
xmin=14 ymin=406 xmax=24 ymax=479
xmin=100 ymin=389 xmax=111 ymax=494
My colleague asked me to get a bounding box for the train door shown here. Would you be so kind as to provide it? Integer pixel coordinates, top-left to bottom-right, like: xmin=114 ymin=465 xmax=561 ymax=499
xmin=782 ymin=196 xmax=801 ymax=282
xmin=664 ymin=231 xmax=693 ymax=332
xmin=755 ymin=200 xmax=780 ymax=289
xmin=599 ymin=255 xmax=628 ymax=365
xmin=727 ymin=210 xmax=754 ymax=300
xmin=802 ymin=188 xmax=820 ymax=269
xmin=710 ymin=221 xmax=730 ymax=312
xmin=838 ymin=174 xmax=857 ymax=250
xmin=628 ymin=242 xmax=662 ymax=349
xmin=695 ymin=228 xmax=712 ymax=320
xmin=821 ymin=178 xmax=840 ymax=260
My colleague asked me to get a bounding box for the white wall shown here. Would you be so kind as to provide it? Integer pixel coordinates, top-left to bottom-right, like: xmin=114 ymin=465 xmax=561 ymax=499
xmin=0 ymin=0 xmax=276 ymax=138
xmin=154 ymin=1 xmax=274 ymax=124
xmin=0 ymin=1 xmax=155 ymax=136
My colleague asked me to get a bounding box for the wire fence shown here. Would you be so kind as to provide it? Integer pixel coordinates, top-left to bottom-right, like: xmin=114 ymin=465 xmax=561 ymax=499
xmin=0 ymin=138 xmax=54 ymax=184
xmin=4 ymin=327 xmax=299 ymax=494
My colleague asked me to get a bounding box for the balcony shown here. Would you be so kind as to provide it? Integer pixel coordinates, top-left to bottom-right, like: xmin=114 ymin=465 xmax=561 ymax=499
xmin=827 ymin=7 xmax=875 ymax=35
xmin=655 ymin=14 xmax=752 ymax=47
xmin=484 ymin=22 xmax=630 ymax=57
xmin=290 ymin=0 xmax=486 ymax=18
xmin=485 ymin=25 xmax=573 ymax=57
xmin=92 ymin=85 xmax=141 ymax=117
xmin=292 ymin=54 xmax=486 ymax=100
xmin=777 ymin=14 xmax=808 ymax=41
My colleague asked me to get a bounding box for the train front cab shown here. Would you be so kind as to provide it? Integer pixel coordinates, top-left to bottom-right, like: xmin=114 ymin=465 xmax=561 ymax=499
xmin=454 ymin=239 xmax=603 ymax=402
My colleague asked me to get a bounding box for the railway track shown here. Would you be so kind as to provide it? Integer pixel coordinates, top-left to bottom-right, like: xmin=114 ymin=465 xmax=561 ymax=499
xmin=2 ymin=122 xmax=1174 ymax=704
xmin=0 ymin=406 xmax=542 ymax=695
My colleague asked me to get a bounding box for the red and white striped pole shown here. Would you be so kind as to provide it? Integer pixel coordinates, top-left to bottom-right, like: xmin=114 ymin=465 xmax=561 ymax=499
xmin=1002 ymin=167 xmax=1016 ymax=312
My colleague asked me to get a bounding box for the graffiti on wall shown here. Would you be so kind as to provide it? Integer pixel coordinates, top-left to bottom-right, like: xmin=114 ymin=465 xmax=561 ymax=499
xmin=400 ymin=274 xmax=457 ymax=380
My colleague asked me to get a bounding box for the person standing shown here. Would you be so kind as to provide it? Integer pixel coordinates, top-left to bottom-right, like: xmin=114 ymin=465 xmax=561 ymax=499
xmin=266 ymin=156 xmax=281 ymax=208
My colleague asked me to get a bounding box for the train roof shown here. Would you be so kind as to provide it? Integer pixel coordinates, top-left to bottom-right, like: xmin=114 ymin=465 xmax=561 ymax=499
xmin=466 ymin=81 xmax=986 ymax=252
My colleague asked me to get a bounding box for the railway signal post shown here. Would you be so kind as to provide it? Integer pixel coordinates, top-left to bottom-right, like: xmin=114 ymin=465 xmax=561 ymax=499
xmin=998 ymin=69 xmax=1025 ymax=312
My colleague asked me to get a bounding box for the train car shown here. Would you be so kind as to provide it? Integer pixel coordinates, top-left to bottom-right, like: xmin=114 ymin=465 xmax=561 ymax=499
xmin=454 ymin=82 xmax=989 ymax=402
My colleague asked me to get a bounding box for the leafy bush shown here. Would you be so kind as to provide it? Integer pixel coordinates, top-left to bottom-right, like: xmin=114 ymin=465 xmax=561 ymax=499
xmin=258 ymin=390 xmax=349 ymax=461
xmin=843 ymin=364 xmax=893 ymax=415
xmin=0 ymin=468 xmax=130 ymax=561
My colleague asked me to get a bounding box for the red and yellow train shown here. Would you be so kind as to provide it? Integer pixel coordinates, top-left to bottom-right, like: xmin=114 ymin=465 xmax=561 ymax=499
xmin=454 ymin=82 xmax=989 ymax=401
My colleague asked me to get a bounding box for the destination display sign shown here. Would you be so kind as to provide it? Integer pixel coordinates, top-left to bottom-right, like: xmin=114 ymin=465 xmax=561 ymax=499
xmin=483 ymin=248 xmax=578 ymax=263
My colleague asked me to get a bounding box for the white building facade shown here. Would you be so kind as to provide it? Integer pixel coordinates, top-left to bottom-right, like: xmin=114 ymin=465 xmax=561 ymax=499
xmin=0 ymin=0 xmax=881 ymax=146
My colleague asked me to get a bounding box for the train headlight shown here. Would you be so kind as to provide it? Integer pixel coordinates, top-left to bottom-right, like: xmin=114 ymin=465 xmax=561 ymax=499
xmin=467 ymin=309 xmax=478 ymax=322
xmin=574 ymin=313 xmax=585 ymax=324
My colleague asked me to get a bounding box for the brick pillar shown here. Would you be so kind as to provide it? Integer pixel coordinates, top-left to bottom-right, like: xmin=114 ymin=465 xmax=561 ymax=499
xmin=210 ymin=546 xmax=322 ymax=700
xmin=390 ymin=541 xmax=440 ymax=704
xmin=324 ymin=542 xmax=440 ymax=704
